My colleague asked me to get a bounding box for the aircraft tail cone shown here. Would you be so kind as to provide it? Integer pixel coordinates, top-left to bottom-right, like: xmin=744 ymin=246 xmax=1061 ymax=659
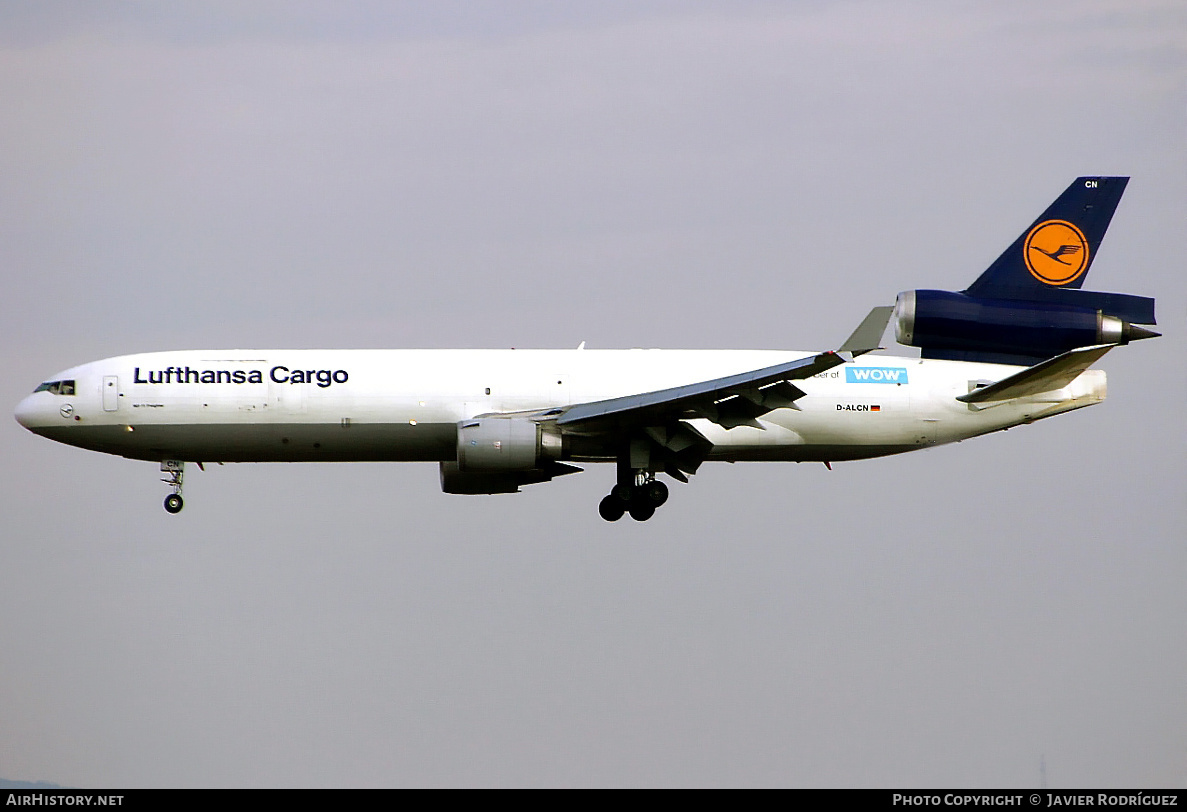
xmin=1124 ymin=323 xmax=1161 ymax=342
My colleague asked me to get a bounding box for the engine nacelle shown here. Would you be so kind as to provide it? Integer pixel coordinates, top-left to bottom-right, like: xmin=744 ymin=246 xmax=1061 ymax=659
xmin=438 ymin=462 xmax=553 ymax=494
xmin=456 ymin=417 xmax=561 ymax=471
xmin=893 ymin=289 xmax=1154 ymax=363
xmin=442 ymin=418 xmax=570 ymax=494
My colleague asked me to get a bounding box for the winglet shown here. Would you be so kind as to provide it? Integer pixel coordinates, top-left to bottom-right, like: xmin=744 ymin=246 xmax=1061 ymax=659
xmin=838 ymin=306 xmax=894 ymax=359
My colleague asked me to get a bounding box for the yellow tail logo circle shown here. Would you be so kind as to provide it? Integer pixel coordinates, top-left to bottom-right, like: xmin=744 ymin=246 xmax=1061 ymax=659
xmin=1024 ymin=219 xmax=1089 ymax=285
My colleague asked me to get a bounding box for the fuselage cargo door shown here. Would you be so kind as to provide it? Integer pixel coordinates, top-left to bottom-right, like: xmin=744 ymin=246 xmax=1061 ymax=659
xmin=908 ymin=369 xmax=944 ymax=445
xmin=103 ymin=376 xmax=119 ymax=411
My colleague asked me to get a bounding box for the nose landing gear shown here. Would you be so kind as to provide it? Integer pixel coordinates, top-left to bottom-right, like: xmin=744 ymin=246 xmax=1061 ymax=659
xmin=161 ymin=460 xmax=185 ymax=514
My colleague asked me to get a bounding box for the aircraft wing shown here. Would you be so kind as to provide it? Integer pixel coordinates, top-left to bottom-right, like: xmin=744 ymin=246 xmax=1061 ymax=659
xmin=553 ymin=306 xmax=893 ymax=432
xmin=555 ymin=350 xmax=843 ymax=431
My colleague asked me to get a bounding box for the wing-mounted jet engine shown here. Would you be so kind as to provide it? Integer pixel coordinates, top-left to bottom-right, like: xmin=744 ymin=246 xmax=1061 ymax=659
xmin=892 ymin=177 xmax=1158 ymax=365
xmin=440 ymin=416 xmax=580 ymax=494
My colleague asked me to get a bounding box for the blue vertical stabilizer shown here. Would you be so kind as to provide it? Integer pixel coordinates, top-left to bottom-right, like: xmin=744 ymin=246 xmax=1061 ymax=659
xmin=965 ymin=176 xmax=1128 ymax=299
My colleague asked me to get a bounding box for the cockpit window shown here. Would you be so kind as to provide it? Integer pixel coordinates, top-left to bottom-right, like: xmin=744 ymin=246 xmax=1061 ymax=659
xmin=33 ymin=380 xmax=75 ymax=395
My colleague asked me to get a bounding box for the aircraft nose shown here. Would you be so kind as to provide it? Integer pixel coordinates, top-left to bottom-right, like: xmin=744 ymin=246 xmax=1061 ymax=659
xmin=14 ymin=394 xmax=42 ymax=431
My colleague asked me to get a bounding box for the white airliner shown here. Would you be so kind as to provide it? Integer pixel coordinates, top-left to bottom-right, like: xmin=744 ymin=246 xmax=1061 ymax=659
xmin=14 ymin=178 xmax=1157 ymax=521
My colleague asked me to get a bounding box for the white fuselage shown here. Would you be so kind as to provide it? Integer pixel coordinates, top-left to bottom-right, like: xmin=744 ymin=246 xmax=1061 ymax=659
xmin=14 ymin=348 xmax=1106 ymax=465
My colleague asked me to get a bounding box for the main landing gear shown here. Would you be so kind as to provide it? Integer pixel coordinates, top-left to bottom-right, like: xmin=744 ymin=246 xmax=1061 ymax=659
xmin=598 ymin=474 xmax=669 ymax=522
xmin=161 ymin=460 xmax=185 ymax=514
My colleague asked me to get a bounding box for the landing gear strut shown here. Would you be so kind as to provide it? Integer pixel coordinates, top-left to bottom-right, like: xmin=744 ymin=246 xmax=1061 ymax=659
xmin=599 ymin=466 xmax=670 ymax=522
xmin=161 ymin=460 xmax=185 ymax=514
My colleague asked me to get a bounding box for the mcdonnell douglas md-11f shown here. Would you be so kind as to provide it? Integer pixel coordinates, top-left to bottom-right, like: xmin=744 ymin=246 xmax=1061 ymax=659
xmin=15 ymin=178 xmax=1158 ymax=521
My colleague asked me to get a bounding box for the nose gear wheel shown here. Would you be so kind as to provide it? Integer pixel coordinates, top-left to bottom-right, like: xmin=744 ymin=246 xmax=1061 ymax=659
xmin=160 ymin=460 xmax=185 ymax=514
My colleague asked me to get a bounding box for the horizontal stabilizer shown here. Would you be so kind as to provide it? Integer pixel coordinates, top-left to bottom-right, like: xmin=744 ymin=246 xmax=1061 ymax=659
xmin=956 ymin=345 xmax=1113 ymax=404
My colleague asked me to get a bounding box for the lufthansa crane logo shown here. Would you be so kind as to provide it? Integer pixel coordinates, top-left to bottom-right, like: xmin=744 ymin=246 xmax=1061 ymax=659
xmin=1024 ymin=219 xmax=1089 ymax=285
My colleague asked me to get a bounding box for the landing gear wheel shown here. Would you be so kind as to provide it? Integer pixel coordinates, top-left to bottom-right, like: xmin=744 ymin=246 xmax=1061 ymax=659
xmin=643 ymin=480 xmax=669 ymax=507
xmin=163 ymin=493 xmax=184 ymax=514
xmin=610 ymin=483 xmax=633 ymax=503
xmin=628 ymin=498 xmax=656 ymax=522
xmin=599 ymin=494 xmax=626 ymax=522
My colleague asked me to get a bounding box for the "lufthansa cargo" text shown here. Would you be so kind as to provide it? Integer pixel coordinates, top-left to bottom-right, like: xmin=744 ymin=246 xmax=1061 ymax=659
xmin=132 ymin=366 xmax=348 ymax=388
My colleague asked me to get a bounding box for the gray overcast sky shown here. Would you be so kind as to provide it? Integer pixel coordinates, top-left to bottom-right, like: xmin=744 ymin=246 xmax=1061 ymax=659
xmin=1 ymin=0 xmax=1183 ymax=788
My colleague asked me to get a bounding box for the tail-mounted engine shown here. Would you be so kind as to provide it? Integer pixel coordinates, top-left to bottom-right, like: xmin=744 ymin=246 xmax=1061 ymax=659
xmin=894 ymin=289 xmax=1159 ymax=365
